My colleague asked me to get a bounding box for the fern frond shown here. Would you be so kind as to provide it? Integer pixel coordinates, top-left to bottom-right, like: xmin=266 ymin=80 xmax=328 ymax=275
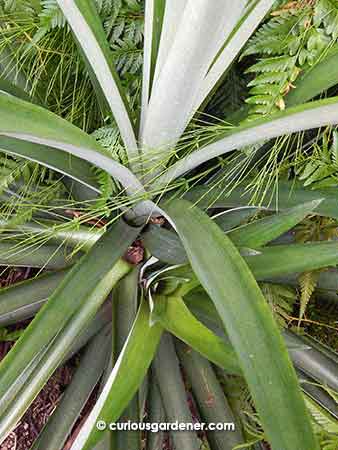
xmin=39 ymin=0 xmax=66 ymax=31
xmin=298 ymin=270 xmax=320 ymax=322
xmin=260 ymin=282 xmax=297 ymax=328
xmin=90 ymin=124 xmax=129 ymax=216
xmin=243 ymin=1 xmax=338 ymax=119
xmin=314 ymin=0 xmax=338 ymax=39
xmin=112 ymin=38 xmax=143 ymax=75
xmin=295 ymin=129 xmax=338 ymax=189
xmin=92 ymin=167 xmax=117 ymax=217
xmin=243 ymin=12 xmax=306 ymax=57
xmin=1 ymin=0 xmax=38 ymax=15
xmin=305 ymin=395 xmax=338 ymax=433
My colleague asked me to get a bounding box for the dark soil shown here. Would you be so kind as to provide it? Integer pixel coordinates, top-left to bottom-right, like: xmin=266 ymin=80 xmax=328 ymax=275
xmin=0 ymin=366 xmax=73 ymax=450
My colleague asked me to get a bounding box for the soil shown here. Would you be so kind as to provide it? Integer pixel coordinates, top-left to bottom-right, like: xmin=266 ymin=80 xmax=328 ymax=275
xmin=0 ymin=365 xmax=73 ymax=450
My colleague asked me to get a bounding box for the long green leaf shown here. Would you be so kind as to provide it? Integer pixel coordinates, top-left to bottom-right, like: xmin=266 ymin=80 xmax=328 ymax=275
xmin=142 ymin=224 xmax=187 ymax=264
xmin=246 ymin=241 xmax=338 ymax=279
xmin=0 ymin=135 xmax=99 ymax=193
xmin=142 ymin=0 xmax=246 ymax=164
xmin=0 ymin=93 xmax=147 ymax=202
xmin=153 ymin=294 xmax=240 ymax=374
xmin=0 ymin=77 xmax=32 ymax=102
xmin=153 ymin=333 xmax=202 ymax=450
xmin=185 ymin=287 xmax=338 ymax=391
xmin=69 ymin=300 xmax=163 ymax=450
xmin=0 ymin=269 xmax=119 ymax=441
xmin=65 ymin=302 xmax=113 ymax=363
xmin=146 ymin=374 xmax=166 ymax=450
xmin=0 ymin=220 xmax=137 ymax=420
xmin=164 ymin=198 xmax=319 ymax=450
xmin=156 ymin=97 xmax=338 ymax=186
xmin=213 ymin=206 xmax=260 ymax=231
xmin=0 ymin=219 xmax=102 ymax=251
xmin=184 ymin=179 xmax=338 ymax=219
xmin=227 ymin=199 xmax=322 ymax=248
xmin=143 ymin=200 xmax=322 ymax=265
xmin=194 ymin=0 xmax=274 ymax=111
xmin=0 ymin=241 xmax=81 ymax=269
xmin=56 ymin=0 xmax=138 ymax=161
xmin=144 ymin=223 xmax=338 ymax=280
xmin=150 ymin=0 xmax=186 ymax=90
xmin=140 ymin=0 xmax=166 ymax=134
xmin=176 ymin=341 xmax=244 ymax=450
xmin=31 ymin=326 xmax=111 ymax=450
xmin=115 ymin=269 xmax=140 ymax=450
xmin=285 ymin=332 xmax=338 ymax=392
xmin=0 ymin=270 xmax=67 ymax=326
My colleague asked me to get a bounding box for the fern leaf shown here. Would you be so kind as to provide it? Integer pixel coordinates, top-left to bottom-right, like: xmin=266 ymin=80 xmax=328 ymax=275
xmin=243 ymin=1 xmax=338 ymax=119
xmin=261 ymin=282 xmax=297 ymax=328
xmin=298 ymin=270 xmax=320 ymax=322
xmin=39 ymin=0 xmax=66 ymax=31
xmin=315 ymin=0 xmax=338 ymax=39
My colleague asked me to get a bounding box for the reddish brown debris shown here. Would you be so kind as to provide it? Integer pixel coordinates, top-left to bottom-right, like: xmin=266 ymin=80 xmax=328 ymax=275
xmin=124 ymin=239 xmax=144 ymax=265
xmin=0 ymin=267 xmax=32 ymax=288
xmin=0 ymin=366 xmax=74 ymax=450
xmin=149 ymin=216 xmax=166 ymax=226
xmin=63 ymin=385 xmax=99 ymax=450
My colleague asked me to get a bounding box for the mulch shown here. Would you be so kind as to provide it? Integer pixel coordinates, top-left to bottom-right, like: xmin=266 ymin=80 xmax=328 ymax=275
xmin=0 ymin=366 xmax=74 ymax=450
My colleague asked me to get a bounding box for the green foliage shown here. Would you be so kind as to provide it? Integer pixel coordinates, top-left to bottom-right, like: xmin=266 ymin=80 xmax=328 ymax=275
xmin=35 ymin=0 xmax=144 ymax=77
xmin=305 ymin=392 xmax=338 ymax=449
xmin=314 ymin=0 xmax=338 ymax=39
xmin=0 ymin=2 xmax=337 ymax=449
xmin=0 ymin=0 xmax=143 ymax=131
xmin=0 ymin=155 xmax=28 ymax=195
xmin=206 ymin=66 xmax=248 ymax=121
xmin=92 ymin=124 xmax=125 ymax=161
xmin=91 ymin=125 xmax=126 ymax=216
xmin=298 ymin=270 xmax=320 ymax=322
xmin=296 ymin=129 xmax=338 ymax=189
xmin=0 ymin=326 xmax=22 ymax=342
xmin=0 ymin=0 xmax=38 ymax=15
xmin=260 ymin=282 xmax=297 ymax=328
xmin=243 ymin=1 xmax=338 ymax=119
xmin=38 ymin=0 xmax=66 ymax=32
xmin=0 ymin=155 xmax=67 ymax=227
